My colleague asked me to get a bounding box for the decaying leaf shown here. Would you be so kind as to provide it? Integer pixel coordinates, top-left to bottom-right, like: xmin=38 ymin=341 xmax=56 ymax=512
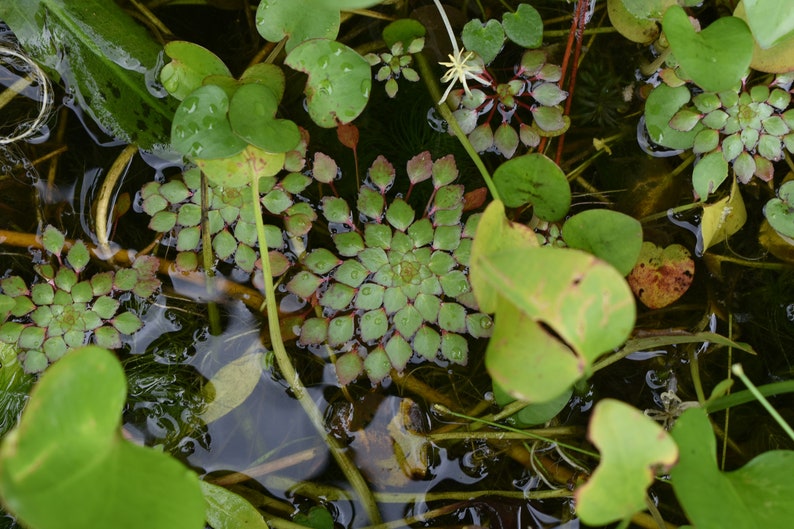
xmin=628 ymin=242 xmax=694 ymax=309
xmin=700 ymin=177 xmax=746 ymax=252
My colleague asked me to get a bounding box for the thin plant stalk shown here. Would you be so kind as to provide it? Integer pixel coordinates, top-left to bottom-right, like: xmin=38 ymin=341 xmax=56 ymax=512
xmin=94 ymin=144 xmax=137 ymax=257
xmin=199 ymin=171 xmax=222 ymax=335
xmin=250 ymin=175 xmax=383 ymax=525
xmin=732 ymin=363 xmax=794 ymax=443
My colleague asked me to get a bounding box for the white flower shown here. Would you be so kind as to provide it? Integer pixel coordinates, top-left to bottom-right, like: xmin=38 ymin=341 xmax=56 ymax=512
xmin=438 ymin=48 xmax=490 ymax=104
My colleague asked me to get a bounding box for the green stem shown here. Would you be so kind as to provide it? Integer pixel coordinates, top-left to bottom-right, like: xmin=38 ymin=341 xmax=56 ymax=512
xmin=433 ymin=404 xmax=598 ymax=458
xmin=732 ymin=364 xmax=794 ymax=442
xmin=414 ymin=51 xmax=501 ymax=202
xmin=200 ymin=171 xmax=222 ymax=335
xmin=250 ymin=178 xmax=382 ymax=525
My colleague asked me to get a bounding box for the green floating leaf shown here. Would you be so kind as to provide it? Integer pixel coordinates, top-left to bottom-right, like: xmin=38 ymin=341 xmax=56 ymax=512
xmin=692 ymin=150 xmax=729 ymax=199
xmin=575 ymin=399 xmax=678 ymax=525
xmin=200 ymin=481 xmax=269 ymax=529
xmin=197 ymin=145 xmax=285 ymax=188
xmin=42 ymin=225 xmax=65 ymax=257
xmin=493 ymin=153 xmax=571 ymax=220
xmin=462 ymin=18 xmax=505 ymax=64
xmin=502 ymin=4 xmax=543 ymax=48
xmin=663 ymin=5 xmax=753 ymax=92
xmin=493 ymin=381 xmax=571 ymax=427
xmin=202 ymin=350 xmax=263 ymax=424
xmin=562 ymin=210 xmax=643 ymax=276
xmin=470 ymin=200 xmax=539 ymax=313
xmin=256 ymin=0 xmax=340 ymax=53
xmin=172 ymin=85 xmax=246 ymax=160
xmin=477 ymin=248 xmax=635 ymax=402
xmin=764 ymin=180 xmax=794 ymax=239
xmin=382 ymin=18 xmax=426 ymax=49
xmin=161 ymin=41 xmax=232 ymax=101
xmin=0 ymin=346 xmax=205 ymax=529
xmin=335 ymin=351 xmax=364 ymax=385
xmin=229 ymin=83 xmax=300 ymax=153
xmin=671 ymin=407 xmax=794 ymax=528
xmin=742 ymin=0 xmax=794 ymax=49
xmin=644 ymin=83 xmax=701 ymax=150
xmin=285 ymin=39 xmax=371 ymax=128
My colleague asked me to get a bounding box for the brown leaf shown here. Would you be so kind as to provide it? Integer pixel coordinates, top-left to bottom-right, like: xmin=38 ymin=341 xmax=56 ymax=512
xmin=627 ymin=242 xmax=694 ymax=309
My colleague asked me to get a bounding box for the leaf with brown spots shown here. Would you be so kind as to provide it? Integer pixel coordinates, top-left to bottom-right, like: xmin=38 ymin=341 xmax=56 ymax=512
xmin=628 ymin=242 xmax=694 ymax=309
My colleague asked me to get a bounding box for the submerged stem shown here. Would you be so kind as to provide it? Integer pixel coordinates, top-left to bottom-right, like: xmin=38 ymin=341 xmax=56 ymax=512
xmin=250 ymin=177 xmax=382 ymax=524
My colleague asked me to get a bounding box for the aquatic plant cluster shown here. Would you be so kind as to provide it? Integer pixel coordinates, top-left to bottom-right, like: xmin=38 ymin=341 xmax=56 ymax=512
xmin=0 ymin=227 xmax=160 ymax=373
xmin=288 ymin=152 xmax=492 ymax=383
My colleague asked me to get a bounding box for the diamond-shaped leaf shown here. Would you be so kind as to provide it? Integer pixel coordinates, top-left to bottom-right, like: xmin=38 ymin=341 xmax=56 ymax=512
xmin=364 ymin=346 xmax=391 ymax=383
xmin=92 ymin=296 xmax=120 ymax=320
xmin=393 ymin=304 xmax=422 ymax=338
xmin=385 ymin=334 xmax=412 ymax=371
xmin=334 ymin=260 xmax=369 ymax=288
xmin=357 ymin=186 xmax=385 ymax=219
xmin=335 ymin=351 xmax=363 ymax=385
xmin=360 ymin=309 xmax=388 ymax=343
xmin=413 ymin=325 xmax=440 ymax=360
xmin=333 ymin=231 xmax=365 ymax=257
xmin=287 ymin=271 xmax=323 ymax=299
xmin=42 ymin=226 xmax=65 ymax=257
xmin=357 ymin=248 xmax=388 ymax=273
xmin=66 ymin=241 xmax=91 ymax=273
xmin=327 ymin=314 xmax=354 ymax=347
xmin=364 ymin=223 xmax=392 ymax=250
xmin=322 ymin=196 xmax=352 ymax=224
xmin=320 ymin=283 xmax=355 ymax=310
xmin=299 ymin=318 xmax=329 ymax=345
xmin=385 ymin=199 xmax=415 ymax=231
xmin=368 ymin=155 xmax=395 ymax=191
xmin=112 ymin=312 xmax=143 ymax=335
xmin=406 ymin=151 xmax=432 ymax=184
xmin=438 ymin=302 xmax=467 ymax=332
xmin=440 ymin=333 xmax=468 ymax=364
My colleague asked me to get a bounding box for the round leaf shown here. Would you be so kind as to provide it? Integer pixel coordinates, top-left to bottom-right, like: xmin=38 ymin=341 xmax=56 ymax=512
xmin=562 ymin=210 xmax=643 ymax=276
xmin=285 ymin=39 xmax=371 ymax=127
xmin=228 ymin=83 xmax=300 ymax=153
xmin=493 ymin=153 xmax=571 ymax=220
xmin=172 ymin=85 xmax=246 ymax=159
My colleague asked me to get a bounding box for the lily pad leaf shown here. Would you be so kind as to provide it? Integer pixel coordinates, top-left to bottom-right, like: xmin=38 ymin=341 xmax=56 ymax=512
xmin=255 ymin=0 xmax=339 ymax=53
xmin=161 ymin=41 xmax=232 ymax=101
xmin=493 ymin=153 xmax=571 ymax=221
xmin=285 ymin=39 xmax=371 ymax=128
xmin=627 ymin=242 xmax=694 ymax=309
xmin=462 ymin=18 xmax=505 ymax=64
xmin=562 ymin=210 xmax=643 ymax=276
xmin=477 ymin=247 xmax=636 ymax=402
xmin=502 ymin=4 xmax=543 ymax=48
xmin=671 ymin=407 xmax=794 ymax=528
xmin=172 ymin=85 xmax=247 ymax=160
xmin=663 ymin=5 xmax=753 ymax=92
xmin=576 ymin=399 xmax=678 ymax=526
xmin=470 ymin=200 xmax=539 ymax=313
xmin=0 ymin=346 xmax=205 ymax=529
xmin=229 ymin=83 xmax=301 ymax=153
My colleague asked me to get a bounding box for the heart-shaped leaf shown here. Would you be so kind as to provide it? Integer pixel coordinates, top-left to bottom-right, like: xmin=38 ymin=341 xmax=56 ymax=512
xmin=285 ymin=39 xmax=371 ymax=128
xmin=462 ymin=18 xmax=505 ymax=64
xmin=576 ymin=399 xmax=678 ymax=525
xmin=502 ymin=4 xmax=543 ymax=48
xmin=229 ymin=83 xmax=300 ymax=153
xmin=644 ymin=83 xmax=702 ymax=150
xmin=0 ymin=346 xmax=205 ymax=529
xmin=562 ymin=210 xmax=643 ymax=276
xmin=493 ymin=153 xmax=571 ymax=220
xmin=256 ymin=0 xmax=339 ymax=52
xmin=476 ymin=247 xmax=636 ymax=402
xmin=671 ymin=407 xmax=794 ymax=528
xmin=627 ymin=242 xmax=694 ymax=309
xmin=161 ymin=41 xmax=232 ymax=101
xmin=663 ymin=5 xmax=753 ymax=92
xmin=172 ymin=84 xmax=247 ymax=160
